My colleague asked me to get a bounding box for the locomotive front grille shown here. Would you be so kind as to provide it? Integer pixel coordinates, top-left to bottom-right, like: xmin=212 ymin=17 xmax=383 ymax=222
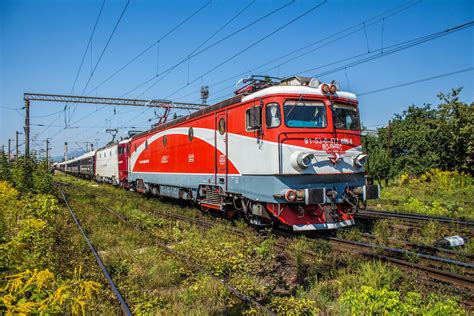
xmin=204 ymin=188 xmax=222 ymax=204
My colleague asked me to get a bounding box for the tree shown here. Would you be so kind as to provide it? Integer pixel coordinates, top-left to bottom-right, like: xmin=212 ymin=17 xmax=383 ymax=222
xmin=364 ymin=88 xmax=473 ymax=180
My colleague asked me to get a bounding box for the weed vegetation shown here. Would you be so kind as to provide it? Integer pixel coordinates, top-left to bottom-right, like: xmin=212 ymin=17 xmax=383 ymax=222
xmin=368 ymin=169 xmax=474 ymax=220
xmin=0 ymin=181 xmax=114 ymax=313
xmin=35 ymin=173 xmax=468 ymax=315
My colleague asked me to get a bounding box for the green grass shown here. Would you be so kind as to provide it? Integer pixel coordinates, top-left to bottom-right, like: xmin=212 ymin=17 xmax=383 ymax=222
xmin=368 ymin=169 xmax=474 ymax=220
xmin=45 ymin=174 xmax=470 ymax=314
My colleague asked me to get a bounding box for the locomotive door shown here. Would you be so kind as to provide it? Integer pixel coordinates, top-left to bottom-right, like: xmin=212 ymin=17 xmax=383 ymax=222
xmin=215 ymin=111 xmax=228 ymax=189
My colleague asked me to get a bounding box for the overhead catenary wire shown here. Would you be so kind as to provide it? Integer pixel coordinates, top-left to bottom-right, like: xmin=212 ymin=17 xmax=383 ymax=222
xmin=358 ymin=67 xmax=474 ymax=96
xmin=63 ymin=0 xmax=106 ymax=127
xmin=164 ymin=0 xmax=328 ymax=99
xmin=303 ymin=20 xmax=474 ymax=78
xmin=79 ymin=0 xmax=131 ymax=96
xmin=136 ymin=0 xmax=257 ymax=98
xmin=70 ymin=0 xmax=106 ymax=95
xmin=199 ymin=19 xmax=474 ymax=104
xmin=62 ymin=0 xmax=130 ymax=133
xmin=85 ymin=0 xmax=214 ymax=95
xmin=120 ymin=0 xmax=296 ymax=98
xmin=171 ymin=0 xmax=420 ymax=101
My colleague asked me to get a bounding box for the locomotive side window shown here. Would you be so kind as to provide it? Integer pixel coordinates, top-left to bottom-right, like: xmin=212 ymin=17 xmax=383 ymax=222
xmin=284 ymin=100 xmax=326 ymax=128
xmin=218 ymin=118 xmax=226 ymax=135
xmin=246 ymin=106 xmax=262 ymax=130
xmin=333 ymin=104 xmax=360 ymax=131
xmin=265 ymin=103 xmax=281 ymax=128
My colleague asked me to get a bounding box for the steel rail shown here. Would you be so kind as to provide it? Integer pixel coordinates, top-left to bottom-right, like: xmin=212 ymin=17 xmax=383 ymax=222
xmin=100 ymin=207 xmax=276 ymax=315
xmin=139 ymin=205 xmax=474 ymax=289
xmin=55 ymin=186 xmax=132 ymax=316
xmin=154 ymin=209 xmax=474 ymax=290
xmin=361 ymin=233 xmax=474 ymax=262
xmin=358 ymin=209 xmax=474 ymax=227
xmin=55 ymin=181 xmax=474 ymax=290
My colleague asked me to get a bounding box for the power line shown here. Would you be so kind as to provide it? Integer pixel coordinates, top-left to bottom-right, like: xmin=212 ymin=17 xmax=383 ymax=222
xmin=80 ymin=0 xmax=131 ymax=96
xmin=70 ymin=0 xmax=106 ymax=95
xmin=192 ymin=20 xmax=474 ymax=104
xmin=137 ymin=0 xmax=256 ymax=98
xmin=171 ymin=0 xmax=419 ymax=101
xmin=120 ymin=0 xmax=296 ymax=98
xmin=85 ymin=0 xmax=213 ymax=95
xmin=164 ymin=0 xmax=328 ymax=99
xmin=302 ymin=20 xmax=474 ymax=77
xmin=358 ymin=67 xmax=474 ymax=96
xmin=0 ymin=105 xmax=21 ymax=110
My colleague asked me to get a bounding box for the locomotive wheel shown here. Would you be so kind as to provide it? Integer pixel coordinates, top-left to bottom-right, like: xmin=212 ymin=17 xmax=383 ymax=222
xmin=224 ymin=209 xmax=236 ymax=219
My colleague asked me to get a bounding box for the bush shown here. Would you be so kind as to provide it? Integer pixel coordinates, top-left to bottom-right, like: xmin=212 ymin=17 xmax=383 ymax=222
xmin=269 ymin=296 xmax=319 ymax=316
xmin=0 ymin=267 xmax=101 ymax=315
xmin=0 ymin=181 xmax=101 ymax=314
xmin=339 ymin=285 xmax=465 ymax=315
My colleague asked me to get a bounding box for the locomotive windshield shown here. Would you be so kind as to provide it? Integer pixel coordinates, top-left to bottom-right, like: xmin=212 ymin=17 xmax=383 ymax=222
xmin=333 ymin=104 xmax=360 ymax=131
xmin=284 ymin=100 xmax=326 ymax=128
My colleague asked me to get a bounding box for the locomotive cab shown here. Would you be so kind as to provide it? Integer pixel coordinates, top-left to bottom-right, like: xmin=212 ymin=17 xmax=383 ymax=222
xmin=232 ymin=76 xmax=380 ymax=231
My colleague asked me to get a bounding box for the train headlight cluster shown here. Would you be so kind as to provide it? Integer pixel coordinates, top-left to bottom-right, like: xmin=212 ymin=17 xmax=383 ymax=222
xmin=283 ymin=189 xmax=305 ymax=202
xmin=319 ymin=81 xmax=339 ymax=95
xmin=353 ymin=153 xmax=368 ymax=168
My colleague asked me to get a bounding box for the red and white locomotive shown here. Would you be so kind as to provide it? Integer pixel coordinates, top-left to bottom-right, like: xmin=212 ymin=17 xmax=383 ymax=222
xmin=57 ymin=76 xmax=380 ymax=231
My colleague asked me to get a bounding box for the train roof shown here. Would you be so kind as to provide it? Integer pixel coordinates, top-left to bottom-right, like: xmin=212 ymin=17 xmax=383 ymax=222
xmin=241 ymin=85 xmax=357 ymax=102
xmin=96 ymin=142 xmax=118 ymax=152
xmin=132 ymin=78 xmax=358 ymax=139
xmin=65 ymin=150 xmax=97 ymax=164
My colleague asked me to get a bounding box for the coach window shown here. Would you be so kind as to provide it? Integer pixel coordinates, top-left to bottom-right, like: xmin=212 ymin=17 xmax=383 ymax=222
xmin=145 ymin=140 xmax=148 ymax=149
xmin=163 ymin=135 xmax=167 ymax=146
xmin=188 ymin=127 xmax=194 ymax=141
xmin=134 ymin=144 xmax=137 ymax=152
xmin=265 ymin=103 xmax=281 ymax=128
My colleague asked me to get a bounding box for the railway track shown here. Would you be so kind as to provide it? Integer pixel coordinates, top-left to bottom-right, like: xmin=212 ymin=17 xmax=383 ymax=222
xmin=55 ymin=184 xmax=132 ymax=316
xmin=55 ymin=181 xmax=473 ymax=301
xmin=129 ymin=201 xmax=474 ymax=291
xmin=361 ymin=233 xmax=474 ymax=264
xmin=357 ymin=209 xmax=474 ymax=229
xmin=55 ymin=183 xmax=275 ymax=315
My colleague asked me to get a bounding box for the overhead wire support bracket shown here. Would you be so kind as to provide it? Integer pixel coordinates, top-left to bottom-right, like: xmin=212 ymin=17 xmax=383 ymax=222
xmin=23 ymin=92 xmax=207 ymax=111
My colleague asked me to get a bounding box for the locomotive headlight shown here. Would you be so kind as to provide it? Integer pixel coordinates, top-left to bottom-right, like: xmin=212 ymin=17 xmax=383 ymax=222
xmin=353 ymin=153 xmax=368 ymax=168
xmin=285 ymin=189 xmax=297 ymax=202
xmin=329 ymin=84 xmax=337 ymax=94
xmin=291 ymin=152 xmax=315 ymax=170
xmin=320 ymin=83 xmax=330 ymax=94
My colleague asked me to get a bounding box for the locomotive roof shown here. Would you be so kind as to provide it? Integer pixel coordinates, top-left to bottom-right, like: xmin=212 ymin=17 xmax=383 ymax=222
xmin=132 ymin=84 xmax=358 ymax=139
xmin=242 ymin=85 xmax=357 ymax=102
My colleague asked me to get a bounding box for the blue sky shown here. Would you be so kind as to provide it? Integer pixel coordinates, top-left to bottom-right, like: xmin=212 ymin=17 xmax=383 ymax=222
xmin=1 ymin=0 xmax=473 ymax=157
